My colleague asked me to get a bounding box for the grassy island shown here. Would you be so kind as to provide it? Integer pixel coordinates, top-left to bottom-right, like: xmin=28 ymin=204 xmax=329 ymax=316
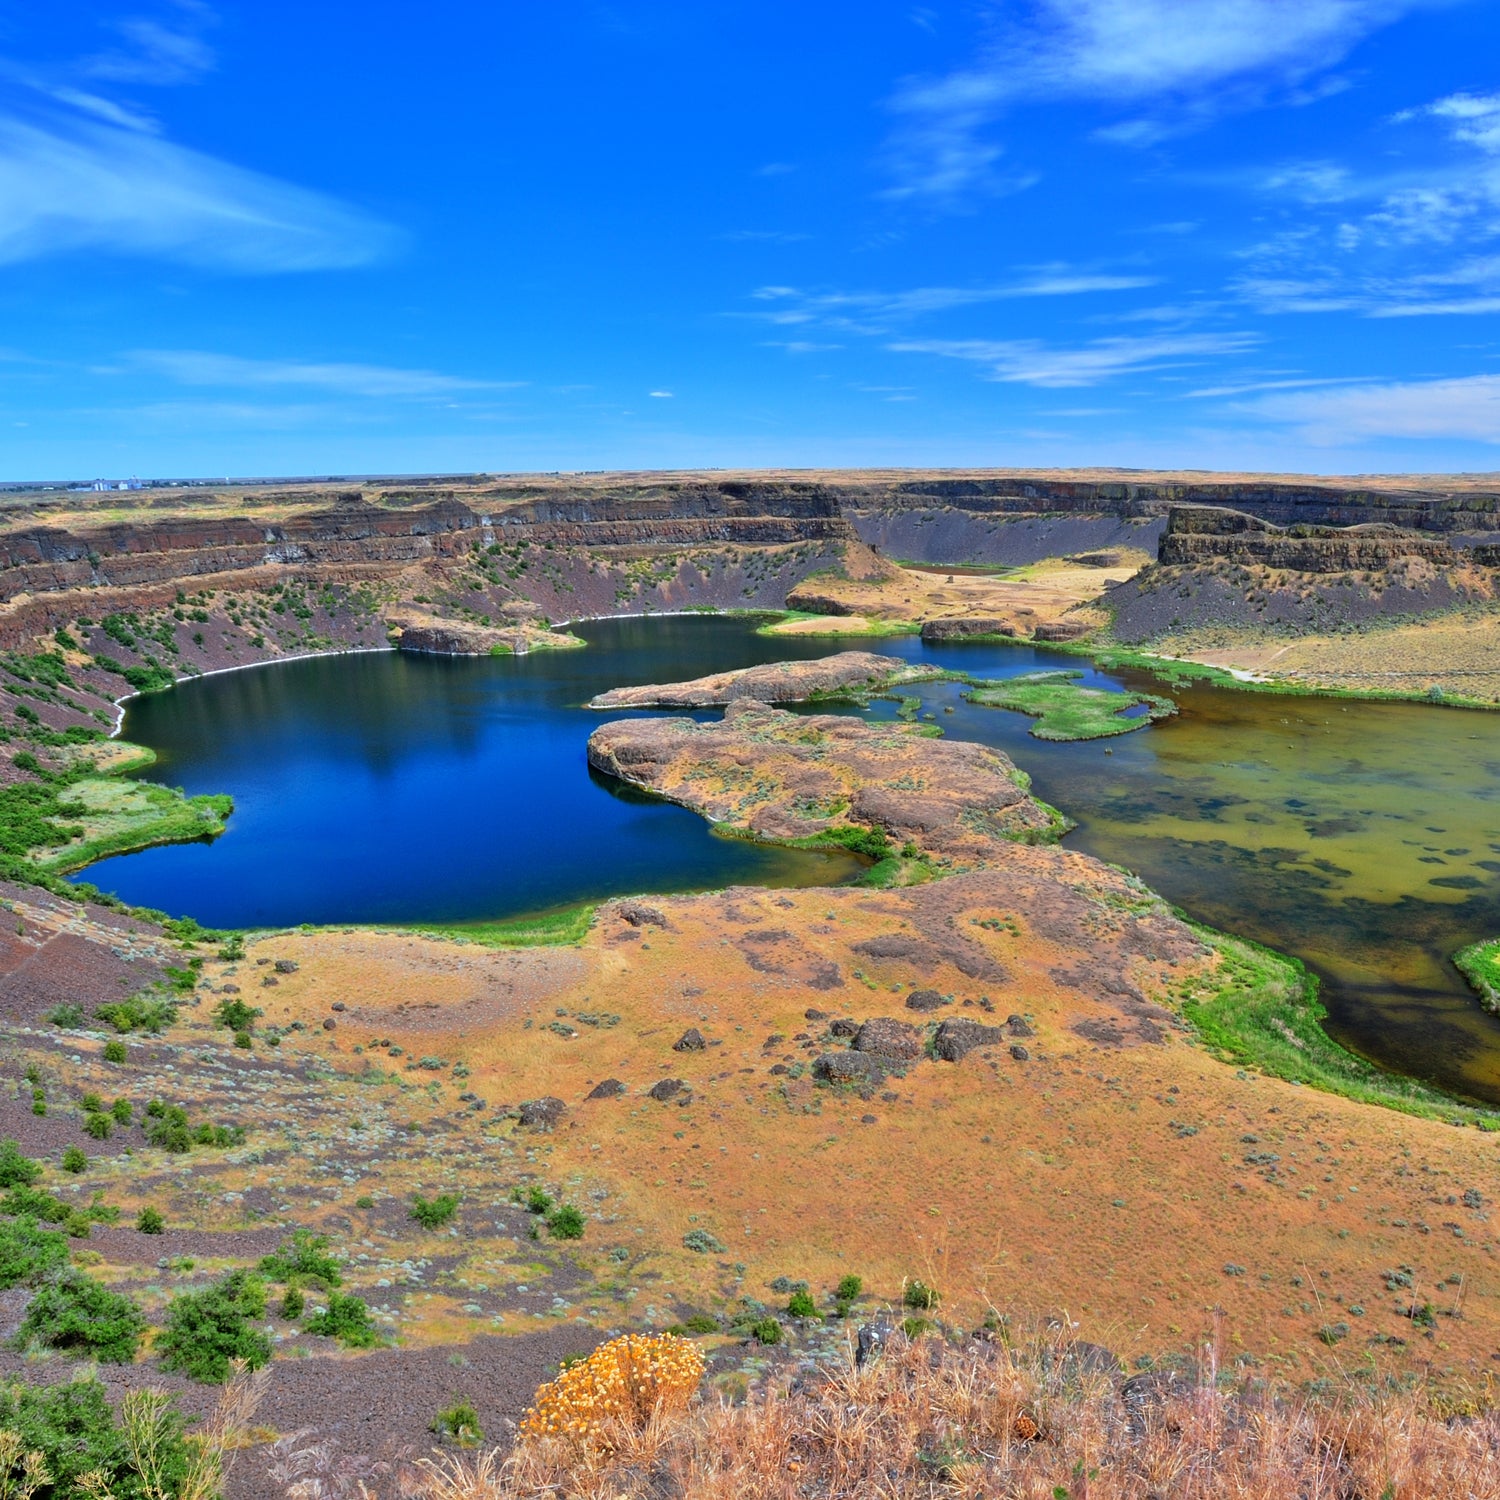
xmin=965 ymin=669 xmax=1177 ymax=740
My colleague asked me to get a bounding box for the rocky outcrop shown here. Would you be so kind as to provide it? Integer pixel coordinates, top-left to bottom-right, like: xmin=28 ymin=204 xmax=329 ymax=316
xmin=587 ymin=651 xmax=934 ymax=709
xmin=389 ymin=614 xmax=581 ymax=656
xmin=1157 ymin=506 xmax=1466 ymax=573
xmin=586 ymin=698 xmax=1060 ymax=868
xmin=920 ymin=617 xmax=1018 ymax=642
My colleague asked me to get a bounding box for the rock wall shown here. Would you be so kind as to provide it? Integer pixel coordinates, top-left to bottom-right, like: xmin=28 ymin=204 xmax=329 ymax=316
xmin=1157 ymin=506 xmax=1466 ymax=573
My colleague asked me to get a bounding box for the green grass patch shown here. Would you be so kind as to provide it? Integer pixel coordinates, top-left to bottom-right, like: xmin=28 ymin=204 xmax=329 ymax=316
xmin=1176 ymin=927 xmax=1500 ymax=1125
xmin=754 ymin=611 xmax=921 ymax=639
xmin=965 ymin=670 xmax=1177 ymax=741
xmin=407 ymin=902 xmax=598 ymax=949
xmin=1453 ymin=938 xmax=1500 ymax=1015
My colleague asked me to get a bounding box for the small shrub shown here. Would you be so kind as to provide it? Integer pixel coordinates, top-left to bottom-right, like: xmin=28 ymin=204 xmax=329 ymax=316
xmin=411 ymin=1192 xmax=460 ymax=1230
xmin=0 ymin=1217 xmax=70 ymax=1288
xmin=136 ymin=1207 xmax=164 ymax=1234
xmin=280 ymin=1286 xmax=305 ymax=1319
xmin=1 ymin=1185 xmax=68 ymax=1222
xmin=15 ymin=1273 xmax=144 ymax=1362
xmin=30 ymin=1096 xmax=44 ymax=1118
xmin=520 ymin=1333 xmax=705 ymax=1444
xmin=432 ymin=1400 xmax=483 ymax=1448
xmin=354 ymin=1194 xmax=375 ymax=1209
xmin=80 ymin=1093 xmax=103 ymax=1114
xmin=213 ymin=998 xmax=261 ymax=1033
xmin=84 ymin=1113 xmax=111 ymax=1141
xmin=680 ymin=1314 xmax=718 ymax=1334
xmin=47 ymin=1003 xmax=85 ymax=1029
xmin=751 ymin=1317 xmax=783 ymax=1345
xmin=524 ymin=1185 xmax=554 ymax=1215
xmin=682 ymin=1229 xmax=726 ymax=1254
xmin=218 ymin=935 xmax=246 ymax=962
xmin=111 ymin=1098 xmax=132 ymax=1125
xmin=158 ymin=1269 xmax=270 ymax=1382
xmin=787 ymin=1290 xmax=817 ymax=1318
xmin=0 ymin=1141 xmax=41 ymax=1188
xmin=102 ymin=1040 xmax=127 ymax=1063
xmin=902 ymin=1315 xmax=935 ymax=1338
xmin=836 ymin=1273 xmax=863 ymax=1303
xmin=904 ymin=1279 xmax=940 ymax=1311
xmin=95 ymin=996 xmax=177 ymax=1035
xmin=547 ymin=1205 xmax=585 ymax=1240
xmin=60 ymin=1147 xmax=86 ymax=1175
xmin=233 ymin=1031 xmax=252 ymax=1049
xmin=259 ymin=1229 xmax=342 ymax=1289
xmin=304 ymin=1292 xmax=380 ymax=1348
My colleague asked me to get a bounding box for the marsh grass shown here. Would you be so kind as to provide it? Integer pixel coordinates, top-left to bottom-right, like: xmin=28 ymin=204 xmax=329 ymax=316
xmin=965 ymin=670 xmax=1177 ymax=741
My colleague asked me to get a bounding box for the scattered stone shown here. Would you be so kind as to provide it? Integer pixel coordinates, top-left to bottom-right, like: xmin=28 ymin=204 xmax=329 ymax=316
xmin=829 ymin=1018 xmax=859 ymax=1038
xmin=860 ymin=1113 xmax=877 ymax=1124
xmin=769 ymin=1064 xmax=788 ymax=1076
xmin=905 ymin=989 xmax=949 ymax=1012
xmin=585 ymin=1079 xmax=627 ymax=1100
xmin=1010 ymin=1044 xmax=1031 ymax=1062
xmin=331 ymin=1001 xmax=346 ymax=1012
xmin=262 ymin=977 xmax=279 ymax=987
xmin=853 ymin=1017 xmax=923 ymax=1060
xmin=648 ymin=1079 xmax=687 ymax=1102
xmin=617 ymin=902 xmax=669 ymax=929
xmin=321 ymin=1018 xmax=336 ymax=1031
xmin=932 ymin=1018 xmax=1003 ymax=1062
xmin=856 ymin=1317 xmax=894 ymax=1367
xmin=804 ymin=1008 xmax=829 ymax=1021
xmin=673 ymin=1028 xmax=708 ymax=1052
xmin=1006 ymin=1015 xmax=1035 ymax=1038
xmin=274 ymin=959 xmax=299 ymax=974
xmin=517 ymin=1097 xmax=567 ymax=1131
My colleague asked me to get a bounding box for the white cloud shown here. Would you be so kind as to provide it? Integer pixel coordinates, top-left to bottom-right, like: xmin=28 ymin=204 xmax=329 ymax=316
xmin=1246 ymin=374 xmax=1500 ymax=443
xmin=83 ymin=11 xmax=216 ymax=86
xmin=888 ymin=331 xmax=1258 ymax=387
xmin=1409 ymin=91 xmax=1500 ymax=153
xmin=129 ymin=350 xmax=507 ymax=397
xmin=886 ymin=0 xmax=1428 ymax=198
xmin=649 ymin=390 xmax=674 ymax=398
xmin=0 ymin=112 xmax=400 ymax=271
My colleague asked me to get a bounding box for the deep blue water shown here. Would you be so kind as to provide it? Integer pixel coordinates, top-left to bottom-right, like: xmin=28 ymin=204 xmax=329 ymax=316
xmin=76 ymin=616 xmax=1095 ymax=930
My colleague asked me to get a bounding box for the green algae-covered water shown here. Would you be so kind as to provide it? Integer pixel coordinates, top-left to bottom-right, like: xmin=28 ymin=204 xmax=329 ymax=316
xmin=72 ymin=616 xmax=1500 ymax=1106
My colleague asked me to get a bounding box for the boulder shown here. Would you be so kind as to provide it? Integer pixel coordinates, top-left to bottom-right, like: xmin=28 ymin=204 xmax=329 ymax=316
xmin=853 ymin=1016 xmax=923 ymax=1060
xmin=1007 ymin=1014 xmax=1035 ymax=1038
xmin=517 ymin=1097 xmax=567 ymax=1131
xmin=932 ymin=1018 xmax=1003 ymax=1062
xmin=585 ymin=1079 xmax=626 ymax=1100
xmin=905 ymin=989 xmax=948 ymax=1013
xmin=648 ymin=1078 xmax=687 ymax=1102
xmin=673 ymin=1028 xmax=708 ymax=1052
xmin=813 ymin=1053 xmax=887 ymax=1084
xmin=829 ymin=1018 xmax=860 ymax=1038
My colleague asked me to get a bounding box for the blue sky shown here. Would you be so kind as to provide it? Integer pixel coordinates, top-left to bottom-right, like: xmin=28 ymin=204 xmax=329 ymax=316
xmin=2 ymin=1 xmax=1500 ymax=480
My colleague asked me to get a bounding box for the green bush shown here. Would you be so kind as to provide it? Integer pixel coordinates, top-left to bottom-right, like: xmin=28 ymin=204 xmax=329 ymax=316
xmin=410 ymin=1192 xmax=460 ymax=1229
xmin=61 ymin=1147 xmax=87 ymax=1175
xmin=0 ymin=1376 xmax=196 ymax=1500
xmin=751 ymin=1317 xmax=783 ymax=1345
xmin=15 ymin=1272 xmax=144 ymax=1362
xmin=279 ymin=1285 xmax=304 ymax=1319
xmin=0 ymin=1217 xmax=70 ymax=1288
xmin=1 ymin=1185 xmax=68 ymax=1223
xmin=836 ymin=1274 xmax=863 ymax=1303
xmin=213 ymin=998 xmax=261 ymax=1033
xmin=304 ymin=1292 xmax=380 ymax=1348
xmin=84 ymin=1113 xmax=111 ymax=1141
xmin=158 ymin=1270 xmax=271 ymax=1382
xmin=80 ymin=1093 xmax=103 ymax=1114
xmin=524 ymin=1185 xmax=554 ymax=1215
xmin=0 ymin=1140 xmax=41 ymax=1188
xmin=258 ymin=1229 xmax=342 ymax=1289
xmin=431 ymin=1400 xmax=483 ymax=1447
xmin=903 ymin=1280 xmax=940 ymax=1311
xmin=136 ymin=1207 xmax=164 ymax=1235
xmin=95 ymin=995 xmax=178 ymax=1034
xmin=787 ymin=1290 xmax=817 ymax=1318
xmin=102 ymin=1040 xmax=127 ymax=1063
xmin=546 ymin=1205 xmax=585 ymax=1240
xmin=111 ymin=1098 xmax=133 ymax=1124
xmin=47 ymin=1003 xmax=85 ymax=1028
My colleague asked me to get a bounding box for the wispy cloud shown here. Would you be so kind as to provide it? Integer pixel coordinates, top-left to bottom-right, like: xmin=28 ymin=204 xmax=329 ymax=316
xmin=747 ymin=273 xmax=1158 ymax=329
xmin=1245 ymin=373 xmax=1500 ymax=443
xmin=0 ymin=6 xmax=399 ymax=272
xmin=129 ymin=350 xmax=510 ymax=397
xmin=1397 ymin=90 xmax=1500 ymax=153
xmin=886 ymin=0 xmax=1429 ymax=200
xmin=888 ymin=331 xmax=1258 ymax=387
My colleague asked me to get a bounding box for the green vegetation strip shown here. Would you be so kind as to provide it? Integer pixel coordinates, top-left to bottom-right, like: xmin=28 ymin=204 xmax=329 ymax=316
xmin=1452 ymin=938 xmax=1500 ymax=1016
xmin=964 ymin=670 xmax=1177 ymax=741
xmin=406 ymin=902 xmax=599 ymax=948
xmin=1177 ymin=927 xmax=1500 ymax=1127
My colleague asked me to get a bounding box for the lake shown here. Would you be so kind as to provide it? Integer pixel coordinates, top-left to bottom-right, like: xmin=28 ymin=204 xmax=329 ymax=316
xmin=75 ymin=614 xmax=1500 ymax=1105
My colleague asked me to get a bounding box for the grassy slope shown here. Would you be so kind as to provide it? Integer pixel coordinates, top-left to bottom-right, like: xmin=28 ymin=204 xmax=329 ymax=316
xmin=1453 ymin=938 xmax=1500 ymax=1015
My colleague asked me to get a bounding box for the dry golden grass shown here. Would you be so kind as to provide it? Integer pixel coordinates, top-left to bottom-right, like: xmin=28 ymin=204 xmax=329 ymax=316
xmin=409 ymin=1332 xmax=1500 ymax=1499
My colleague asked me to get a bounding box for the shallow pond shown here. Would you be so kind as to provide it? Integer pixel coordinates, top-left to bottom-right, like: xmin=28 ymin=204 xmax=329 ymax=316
xmin=76 ymin=615 xmax=1500 ymax=1105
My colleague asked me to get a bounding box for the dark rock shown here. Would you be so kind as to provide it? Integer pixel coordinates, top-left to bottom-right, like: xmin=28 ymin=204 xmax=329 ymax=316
xmin=1006 ymin=1014 xmax=1035 ymax=1038
xmin=804 ymin=1008 xmax=829 ymax=1021
xmin=860 ymin=1113 xmax=877 ymax=1124
xmin=648 ymin=1078 xmax=687 ymax=1102
xmin=617 ymin=902 xmax=669 ymax=929
xmin=1010 ymin=1044 xmax=1030 ymax=1062
xmin=905 ymin=989 xmax=948 ymax=1012
xmin=274 ymin=960 xmax=299 ymax=974
xmin=673 ymin=1028 xmax=708 ymax=1052
xmin=829 ymin=1018 xmax=859 ymax=1038
xmin=585 ymin=1079 xmax=626 ymax=1100
xmin=331 ymin=1001 xmax=346 ymax=1012
xmin=261 ymin=977 xmax=278 ymax=987
xmin=932 ymin=1018 xmax=1003 ymax=1062
xmin=517 ymin=1097 xmax=567 ymax=1130
xmin=1033 ymin=620 xmax=1092 ymax=642
xmin=321 ymin=1018 xmax=336 ymax=1031
xmin=813 ymin=1053 xmax=886 ymax=1084
xmin=920 ymin=617 xmax=1016 ymax=642
xmin=768 ymin=1064 xmax=788 ymax=1076
xmin=856 ymin=1317 xmax=894 ymax=1367
xmin=853 ymin=1017 xmax=923 ymax=1060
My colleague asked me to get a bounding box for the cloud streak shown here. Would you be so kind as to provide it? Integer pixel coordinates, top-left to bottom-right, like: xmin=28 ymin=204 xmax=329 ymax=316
xmin=130 ymin=350 xmax=509 ymax=397
xmin=1245 ymin=374 xmax=1500 ymax=443
xmin=889 ymin=331 xmax=1259 ymax=387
